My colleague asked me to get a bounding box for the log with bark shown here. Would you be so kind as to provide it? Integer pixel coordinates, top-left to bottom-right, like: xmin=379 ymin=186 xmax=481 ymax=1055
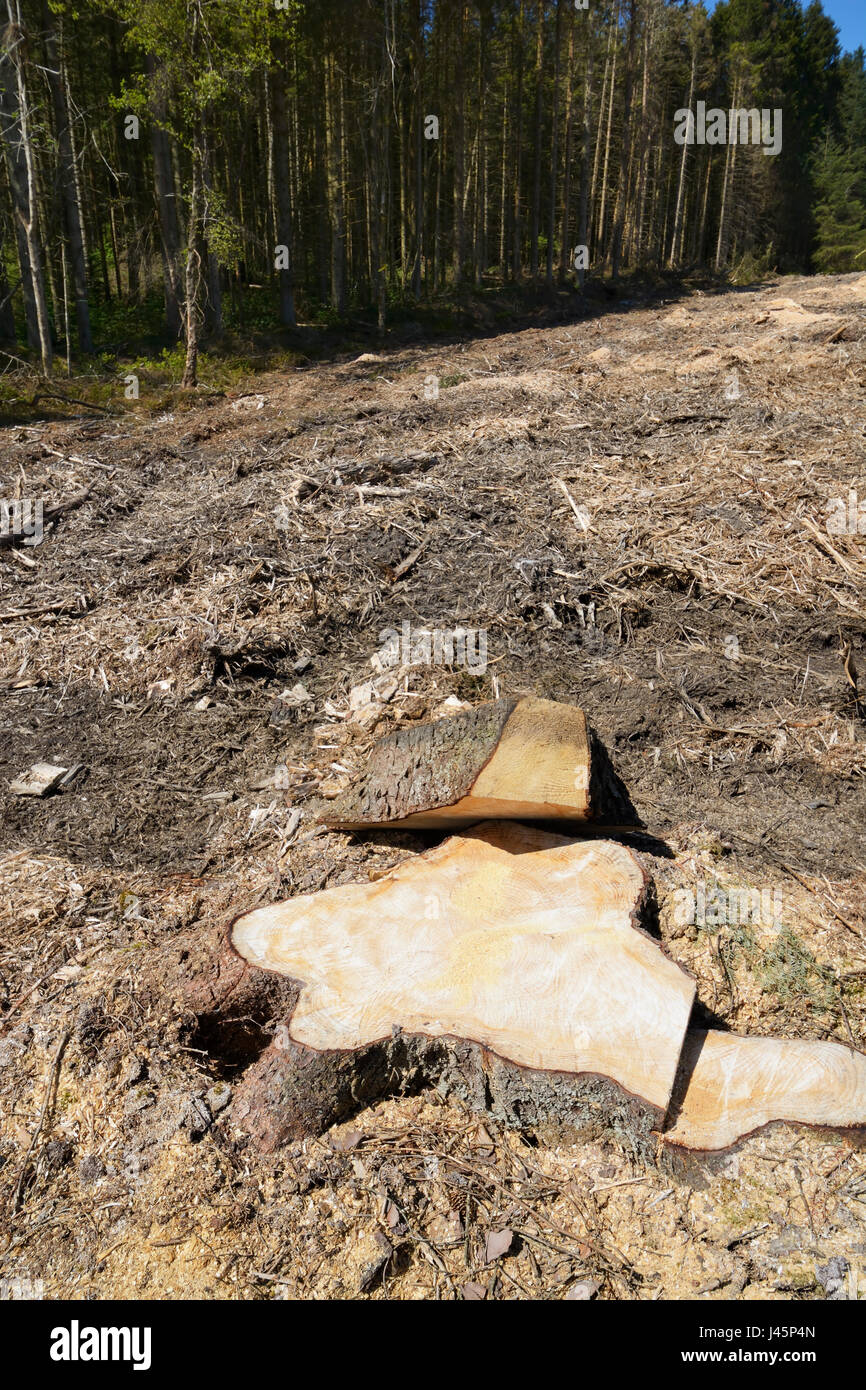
xmin=321 ymin=696 xmax=634 ymax=829
xmin=221 ymin=822 xmax=695 ymax=1151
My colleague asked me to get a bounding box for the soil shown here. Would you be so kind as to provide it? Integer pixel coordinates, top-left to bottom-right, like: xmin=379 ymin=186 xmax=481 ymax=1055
xmin=1 ymin=272 xmax=865 ymax=1300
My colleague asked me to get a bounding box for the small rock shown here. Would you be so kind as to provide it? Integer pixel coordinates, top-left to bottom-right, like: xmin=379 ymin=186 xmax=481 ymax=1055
xmin=277 ymin=682 xmax=312 ymax=708
xmin=385 ymin=1201 xmax=407 ymax=1235
xmin=430 ymin=695 xmax=472 ymax=719
xmin=565 ymin=1279 xmax=600 ymax=1301
xmin=119 ymin=1055 xmax=145 ymax=1088
xmin=331 ymin=1127 xmax=362 ymax=1152
xmin=816 ymin=1255 xmax=849 ymax=1300
xmin=42 ymin=1138 xmax=73 ymax=1173
xmin=358 ymin=1231 xmax=393 ymax=1292
xmin=146 ymin=678 xmax=175 ymax=699
xmin=78 ymin=1155 xmax=105 ymax=1185
xmin=182 ymin=1095 xmax=212 ymax=1137
xmin=205 ymin=1081 xmax=232 ymax=1114
xmin=123 ymin=1086 xmax=155 ymax=1116
xmin=462 ymin=1281 xmax=487 ymax=1300
xmin=484 ymin=1228 xmax=513 ymax=1263
xmin=428 ymin=1211 xmax=463 ymax=1244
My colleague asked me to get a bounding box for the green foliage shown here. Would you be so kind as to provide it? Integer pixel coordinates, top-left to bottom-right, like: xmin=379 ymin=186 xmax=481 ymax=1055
xmin=813 ymin=50 xmax=866 ymax=271
xmin=757 ymin=928 xmax=837 ymax=1014
xmin=728 ymin=922 xmax=839 ymax=1017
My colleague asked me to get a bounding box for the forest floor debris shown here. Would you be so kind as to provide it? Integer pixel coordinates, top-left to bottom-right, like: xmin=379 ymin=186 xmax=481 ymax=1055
xmin=1 ymin=273 xmax=865 ymax=1299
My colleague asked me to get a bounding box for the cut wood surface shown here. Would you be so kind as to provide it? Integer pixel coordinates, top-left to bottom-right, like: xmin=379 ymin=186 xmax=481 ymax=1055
xmin=666 ymin=1029 xmax=866 ymax=1151
xmin=322 ymin=696 xmax=628 ymax=828
xmin=229 ymin=821 xmax=695 ymax=1144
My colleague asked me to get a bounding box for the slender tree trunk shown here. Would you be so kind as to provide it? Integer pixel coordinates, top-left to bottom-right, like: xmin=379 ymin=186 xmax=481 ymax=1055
xmin=324 ymin=48 xmax=345 ymax=314
xmin=1 ymin=0 xmax=51 ymax=372
xmin=530 ymin=0 xmax=544 ymax=281
xmin=202 ymin=127 xmax=222 ymax=338
xmin=412 ymin=0 xmax=423 ymax=299
xmin=629 ymin=5 xmax=653 ymax=267
xmin=545 ymin=0 xmax=563 ymax=284
xmin=715 ymin=75 xmax=740 ymax=272
xmin=181 ymin=143 xmax=203 ymax=388
xmin=596 ymin=24 xmax=617 ymax=262
xmin=511 ymin=0 xmax=524 ymax=278
xmin=589 ymin=16 xmax=613 ymax=259
xmin=609 ymin=0 xmax=637 ymax=279
xmin=498 ymin=70 xmax=509 ymax=275
xmin=147 ymin=54 xmax=183 ymax=336
xmin=577 ymin=32 xmax=594 ymax=288
xmin=0 ymin=75 xmax=37 ymax=347
xmin=453 ymin=1 xmax=465 ymax=283
xmin=433 ymin=128 xmax=441 ymax=291
xmin=43 ymin=9 xmax=92 ymax=352
xmin=669 ymin=44 xmax=696 ymax=267
xmin=270 ymin=40 xmax=296 ymax=328
xmin=558 ymin=5 xmax=576 ymax=282
xmin=0 ymin=230 xmax=16 ymax=340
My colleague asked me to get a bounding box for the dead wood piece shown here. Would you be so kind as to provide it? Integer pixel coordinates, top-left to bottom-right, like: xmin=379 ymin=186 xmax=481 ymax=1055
xmin=0 ymin=486 xmax=93 ymax=550
xmin=322 ymin=696 xmax=630 ymax=828
xmin=9 ymin=762 xmax=68 ymax=797
xmin=664 ymin=1029 xmax=866 ymax=1152
xmin=223 ymin=822 xmax=696 ymax=1150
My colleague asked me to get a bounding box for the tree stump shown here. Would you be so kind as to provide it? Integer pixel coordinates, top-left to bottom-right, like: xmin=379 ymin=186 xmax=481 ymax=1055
xmin=665 ymin=1029 xmax=866 ymax=1152
xmin=223 ymin=822 xmax=695 ymax=1150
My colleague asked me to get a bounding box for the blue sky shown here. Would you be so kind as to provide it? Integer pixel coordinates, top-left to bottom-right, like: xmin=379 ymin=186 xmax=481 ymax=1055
xmin=810 ymin=0 xmax=866 ymax=52
xmin=705 ymin=0 xmax=866 ymax=55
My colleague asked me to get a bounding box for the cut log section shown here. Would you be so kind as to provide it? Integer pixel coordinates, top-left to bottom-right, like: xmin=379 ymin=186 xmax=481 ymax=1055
xmin=321 ymin=696 xmax=633 ymax=829
xmin=664 ymin=1030 xmax=866 ymax=1151
xmin=226 ymin=822 xmax=695 ymax=1148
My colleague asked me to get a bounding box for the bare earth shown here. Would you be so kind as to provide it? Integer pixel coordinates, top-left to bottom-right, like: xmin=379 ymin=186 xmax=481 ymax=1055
xmin=1 ymin=272 xmax=865 ymax=1300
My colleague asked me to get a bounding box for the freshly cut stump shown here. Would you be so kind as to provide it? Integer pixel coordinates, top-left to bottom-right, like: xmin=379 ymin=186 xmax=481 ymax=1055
xmin=227 ymin=821 xmax=695 ymax=1149
xmin=665 ymin=1030 xmax=866 ymax=1151
xmin=321 ymin=696 xmax=630 ymax=829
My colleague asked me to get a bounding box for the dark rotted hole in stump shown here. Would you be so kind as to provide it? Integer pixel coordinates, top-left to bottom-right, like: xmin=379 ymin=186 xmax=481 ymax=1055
xmin=189 ymin=1008 xmax=280 ymax=1078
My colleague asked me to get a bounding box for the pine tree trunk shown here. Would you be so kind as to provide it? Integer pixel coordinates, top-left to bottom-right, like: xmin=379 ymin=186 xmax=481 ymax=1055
xmin=412 ymin=0 xmax=423 ymax=299
xmin=529 ymin=0 xmax=544 ymax=281
xmin=596 ymin=28 xmax=617 ymax=263
xmin=148 ymin=54 xmax=183 ymax=337
xmin=453 ymin=2 xmax=465 ymax=283
xmin=589 ymin=18 xmax=613 ymax=260
xmin=609 ymin=0 xmax=637 ymax=280
xmin=202 ymin=130 xmax=222 ymax=338
xmin=181 ymin=145 xmax=203 ymax=389
xmin=270 ymin=43 xmax=296 ymax=328
xmin=43 ymin=9 xmax=92 ymax=352
xmin=511 ymin=0 xmax=524 ymax=279
xmin=0 ymin=76 xmax=38 ymax=348
xmin=558 ymin=5 xmax=576 ymax=282
xmin=0 ymin=220 xmax=17 ymax=340
xmin=715 ymin=76 xmax=740 ymax=272
xmin=669 ymin=46 xmax=696 ymax=267
xmin=546 ymin=0 xmax=562 ymax=285
xmin=576 ymin=32 xmax=594 ymax=288
xmin=498 ymin=73 xmax=509 ymax=276
xmin=325 ymin=49 xmax=346 ymax=315
xmin=1 ymin=1 xmax=52 ymax=373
